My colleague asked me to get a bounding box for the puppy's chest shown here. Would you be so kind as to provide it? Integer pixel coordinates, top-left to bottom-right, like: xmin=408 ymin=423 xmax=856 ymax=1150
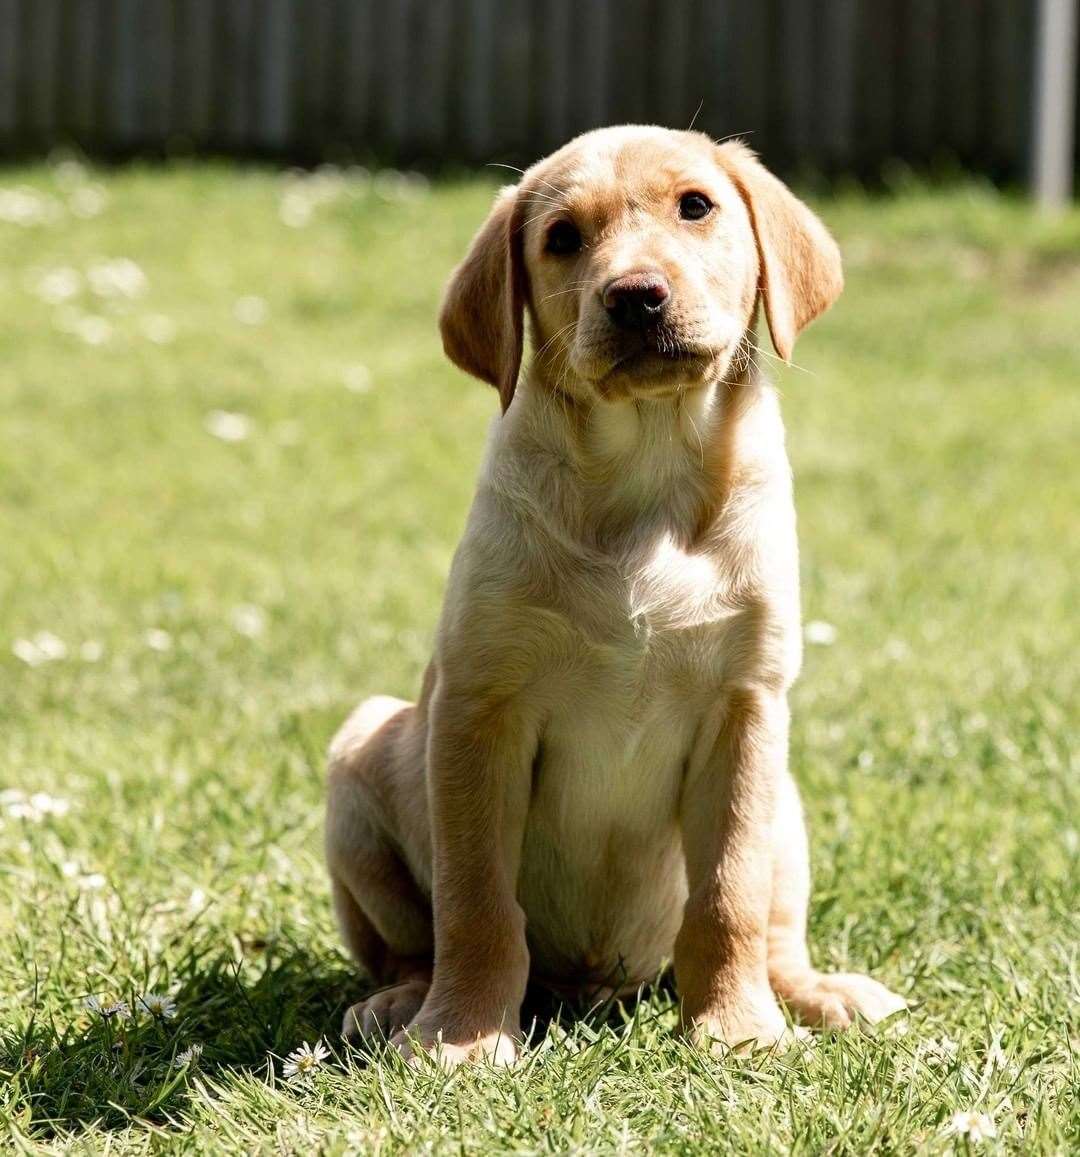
xmin=562 ymin=533 xmax=746 ymax=689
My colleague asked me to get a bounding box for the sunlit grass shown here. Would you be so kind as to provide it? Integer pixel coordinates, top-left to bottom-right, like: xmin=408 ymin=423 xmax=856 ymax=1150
xmin=0 ymin=160 xmax=1077 ymax=1152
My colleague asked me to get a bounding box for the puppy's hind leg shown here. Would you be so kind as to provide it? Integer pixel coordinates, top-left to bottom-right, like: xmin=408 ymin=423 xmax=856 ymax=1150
xmin=325 ymin=696 xmax=434 ymax=1046
xmin=767 ymin=769 xmax=907 ymax=1028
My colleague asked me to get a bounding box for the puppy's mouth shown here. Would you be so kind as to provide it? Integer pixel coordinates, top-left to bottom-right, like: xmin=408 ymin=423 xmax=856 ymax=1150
xmin=600 ymin=340 xmax=717 ymax=389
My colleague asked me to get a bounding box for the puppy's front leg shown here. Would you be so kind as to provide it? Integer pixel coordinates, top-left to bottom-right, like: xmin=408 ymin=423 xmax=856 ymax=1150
xmin=393 ymin=691 xmax=533 ymax=1067
xmin=675 ymin=687 xmax=793 ymax=1051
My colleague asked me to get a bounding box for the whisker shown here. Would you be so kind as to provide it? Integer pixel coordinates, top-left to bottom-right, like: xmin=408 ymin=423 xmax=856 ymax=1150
xmin=744 ymin=336 xmax=814 ymax=377
xmin=687 ymin=98 xmax=705 ymax=133
xmin=710 ymin=128 xmax=755 ymax=147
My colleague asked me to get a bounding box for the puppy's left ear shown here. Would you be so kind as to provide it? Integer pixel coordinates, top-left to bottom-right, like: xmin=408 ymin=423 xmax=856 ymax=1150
xmin=717 ymin=142 xmax=843 ymax=362
xmin=439 ymin=184 xmax=526 ymax=413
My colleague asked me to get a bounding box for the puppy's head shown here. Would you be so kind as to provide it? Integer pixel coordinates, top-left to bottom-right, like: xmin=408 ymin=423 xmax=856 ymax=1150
xmin=440 ymin=126 xmax=842 ymax=411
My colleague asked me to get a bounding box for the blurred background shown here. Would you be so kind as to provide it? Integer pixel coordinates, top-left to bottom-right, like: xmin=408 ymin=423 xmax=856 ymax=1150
xmin=0 ymin=0 xmax=1077 ymax=200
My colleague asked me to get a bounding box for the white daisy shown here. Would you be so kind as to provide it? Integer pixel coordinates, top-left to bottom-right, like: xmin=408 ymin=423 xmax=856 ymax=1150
xmin=29 ymin=792 xmax=70 ymax=817
xmin=137 ymin=992 xmax=177 ymax=1019
xmin=947 ymin=1110 xmax=997 ymax=1143
xmin=282 ymin=1039 xmax=330 ymax=1080
xmin=920 ymin=1035 xmax=960 ymax=1063
xmin=52 ymin=157 xmax=88 ymax=188
xmin=12 ymin=631 xmax=69 ymax=667
xmin=69 ymin=184 xmax=108 ymax=219
xmin=79 ymin=640 xmax=104 ymax=662
xmin=205 ymin=410 xmax=252 ymax=443
xmin=0 ymin=187 xmax=57 ymax=226
xmin=342 ymin=363 xmax=372 ymax=393
xmin=805 ymin=619 xmax=837 ymax=646
xmin=279 ymin=190 xmax=314 ymax=228
xmin=33 ymin=632 xmax=68 ymax=661
xmin=230 ymin=604 xmax=267 ymax=638
xmin=87 ymin=257 xmax=147 ymax=299
xmin=35 ymin=266 xmax=82 ymax=304
xmin=73 ymin=315 xmax=112 ymax=346
xmin=2 ymin=790 xmax=70 ymax=822
xmin=174 ymin=1042 xmax=203 ymax=1068
xmin=85 ymin=995 xmax=131 ymax=1020
xmin=233 ymin=295 xmax=269 ymax=326
xmin=143 ymin=628 xmax=173 ymax=652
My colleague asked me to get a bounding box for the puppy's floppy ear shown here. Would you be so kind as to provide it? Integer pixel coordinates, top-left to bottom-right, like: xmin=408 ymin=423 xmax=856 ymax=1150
xmin=717 ymin=141 xmax=843 ymax=362
xmin=439 ymin=184 xmax=526 ymax=413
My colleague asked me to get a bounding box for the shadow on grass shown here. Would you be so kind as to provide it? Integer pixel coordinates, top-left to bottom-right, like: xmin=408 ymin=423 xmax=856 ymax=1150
xmin=2 ymin=940 xmax=354 ymax=1138
xmin=5 ymin=943 xmax=673 ymax=1139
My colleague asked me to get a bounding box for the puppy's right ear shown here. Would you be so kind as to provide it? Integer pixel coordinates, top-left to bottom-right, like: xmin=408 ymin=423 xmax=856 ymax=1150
xmin=439 ymin=185 xmax=526 ymax=413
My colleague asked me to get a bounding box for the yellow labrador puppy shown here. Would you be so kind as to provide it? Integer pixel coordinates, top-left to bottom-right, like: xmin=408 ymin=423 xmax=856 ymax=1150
xmin=325 ymin=125 xmax=906 ymax=1065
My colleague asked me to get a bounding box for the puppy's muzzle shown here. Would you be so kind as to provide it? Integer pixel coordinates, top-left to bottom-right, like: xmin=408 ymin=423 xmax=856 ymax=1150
xmin=602 ymin=272 xmax=671 ymax=331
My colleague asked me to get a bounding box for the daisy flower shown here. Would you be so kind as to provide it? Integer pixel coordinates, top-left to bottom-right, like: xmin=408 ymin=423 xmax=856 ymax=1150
xmin=137 ymin=992 xmax=177 ymax=1019
xmin=947 ymin=1110 xmax=997 ymax=1143
xmin=920 ymin=1035 xmax=960 ymax=1063
xmin=230 ymin=604 xmax=267 ymax=638
xmin=174 ymin=1042 xmax=203 ymax=1068
xmin=204 ymin=410 xmax=252 ymax=443
xmin=282 ymin=1039 xmax=330 ymax=1080
xmin=804 ymin=619 xmax=837 ymax=646
xmin=85 ymin=995 xmax=131 ymax=1020
xmin=233 ymin=295 xmax=269 ymax=326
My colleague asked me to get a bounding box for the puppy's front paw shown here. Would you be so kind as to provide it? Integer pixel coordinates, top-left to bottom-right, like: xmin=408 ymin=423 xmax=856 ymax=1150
xmin=390 ymin=1020 xmax=519 ymax=1069
xmin=774 ymin=970 xmax=907 ymax=1029
xmin=341 ymin=979 xmax=430 ymax=1047
xmin=688 ymin=988 xmax=802 ymax=1054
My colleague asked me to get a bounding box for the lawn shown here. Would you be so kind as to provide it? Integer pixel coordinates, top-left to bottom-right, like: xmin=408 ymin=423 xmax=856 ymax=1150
xmin=0 ymin=158 xmax=1077 ymax=1154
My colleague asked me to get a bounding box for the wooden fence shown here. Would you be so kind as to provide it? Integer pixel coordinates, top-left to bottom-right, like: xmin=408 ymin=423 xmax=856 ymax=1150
xmin=0 ymin=0 xmax=1070 ymax=181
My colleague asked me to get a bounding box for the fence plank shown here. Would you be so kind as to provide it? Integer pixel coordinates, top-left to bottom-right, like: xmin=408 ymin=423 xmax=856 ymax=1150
xmin=253 ymin=0 xmax=294 ymax=149
xmin=1032 ymin=0 xmax=1078 ymax=206
xmin=855 ymin=0 xmax=896 ymax=170
xmin=0 ymin=0 xmax=18 ymax=140
xmin=341 ymin=0 xmax=374 ymax=146
xmin=537 ymin=0 xmax=572 ymax=151
xmin=140 ymin=0 xmax=173 ymax=143
xmin=819 ymin=0 xmax=858 ymax=168
xmin=697 ymin=0 xmax=734 ymax=141
xmin=462 ymin=0 xmax=496 ymax=159
xmin=940 ymin=0 xmax=981 ymax=161
xmin=575 ymin=0 xmax=610 ymax=135
xmin=609 ymin=0 xmax=651 ymax=129
xmin=62 ymin=0 xmax=103 ymax=144
xmin=410 ymin=0 xmax=452 ymax=155
xmin=296 ymin=0 xmax=335 ymax=154
xmin=727 ymin=0 xmax=770 ymax=151
xmin=778 ymin=0 xmax=816 ymax=166
xmin=493 ymin=0 xmax=531 ymax=155
xmin=897 ymin=0 xmax=940 ymax=164
xmin=656 ymin=0 xmax=692 ymax=130
xmin=106 ymin=0 xmax=140 ymax=145
xmin=24 ymin=0 xmax=60 ymax=140
xmin=220 ymin=0 xmax=254 ymax=147
xmin=173 ymin=0 xmax=217 ymax=145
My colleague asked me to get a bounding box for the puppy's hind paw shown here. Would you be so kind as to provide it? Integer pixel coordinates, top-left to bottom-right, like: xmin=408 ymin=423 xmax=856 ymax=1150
xmin=774 ymin=970 xmax=907 ymax=1030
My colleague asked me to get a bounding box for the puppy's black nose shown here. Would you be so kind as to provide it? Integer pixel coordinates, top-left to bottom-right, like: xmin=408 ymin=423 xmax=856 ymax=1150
xmin=602 ymin=272 xmax=671 ymax=330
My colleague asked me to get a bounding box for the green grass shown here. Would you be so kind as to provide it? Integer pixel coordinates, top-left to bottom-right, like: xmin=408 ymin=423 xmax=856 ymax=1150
xmin=0 ymin=159 xmax=1077 ymax=1153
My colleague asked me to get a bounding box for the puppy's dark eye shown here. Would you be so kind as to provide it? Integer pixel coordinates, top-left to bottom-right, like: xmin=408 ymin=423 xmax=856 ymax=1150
xmin=545 ymin=220 xmax=582 ymax=256
xmin=679 ymin=192 xmax=713 ymax=221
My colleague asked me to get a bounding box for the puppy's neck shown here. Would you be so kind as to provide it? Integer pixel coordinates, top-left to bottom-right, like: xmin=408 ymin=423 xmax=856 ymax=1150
xmin=505 ymin=337 xmax=775 ymax=547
